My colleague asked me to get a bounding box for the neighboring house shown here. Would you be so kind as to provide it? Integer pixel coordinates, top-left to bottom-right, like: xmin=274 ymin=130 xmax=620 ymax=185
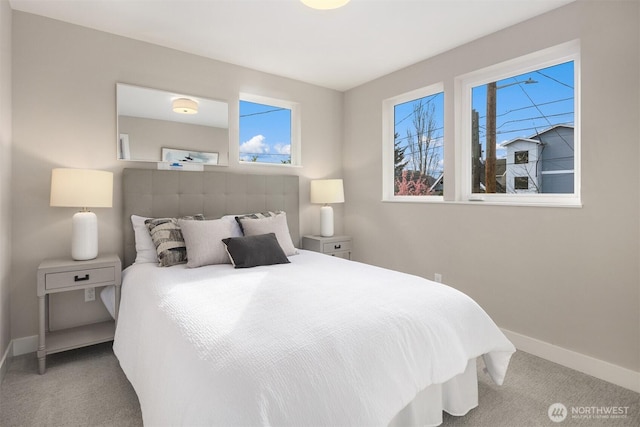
xmin=501 ymin=125 xmax=574 ymax=194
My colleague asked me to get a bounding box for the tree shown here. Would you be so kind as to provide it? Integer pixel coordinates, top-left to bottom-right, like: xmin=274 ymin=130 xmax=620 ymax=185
xmin=405 ymin=101 xmax=440 ymax=182
xmin=394 ymin=132 xmax=408 ymax=182
xmin=395 ymin=170 xmax=433 ymax=196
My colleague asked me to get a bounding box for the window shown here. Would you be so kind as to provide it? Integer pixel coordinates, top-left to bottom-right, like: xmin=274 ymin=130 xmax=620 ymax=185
xmin=514 ymin=150 xmax=528 ymax=165
xmin=514 ymin=176 xmax=529 ymax=190
xmin=383 ymin=83 xmax=445 ymax=201
xmin=456 ymin=40 xmax=580 ymax=206
xmin=239 ymin=94 xmax=300 ymax=166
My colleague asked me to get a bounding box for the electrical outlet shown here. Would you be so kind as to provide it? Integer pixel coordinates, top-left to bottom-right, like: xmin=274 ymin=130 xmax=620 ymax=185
xmin=84 ymin=288 xmax=95 ymax=302
xmin=434 ymin=273 xmax=442 ymax=283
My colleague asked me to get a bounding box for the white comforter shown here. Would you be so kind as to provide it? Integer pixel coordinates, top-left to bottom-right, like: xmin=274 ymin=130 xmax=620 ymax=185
xmin=114 ymin=250 xmax=514 ymax=426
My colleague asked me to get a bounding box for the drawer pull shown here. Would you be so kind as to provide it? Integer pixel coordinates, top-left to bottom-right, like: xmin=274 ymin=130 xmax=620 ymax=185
xmin=334 ymin=244 xmax=342 ymax=250
xmin=74 ymin=274 xmax=90 ymax=282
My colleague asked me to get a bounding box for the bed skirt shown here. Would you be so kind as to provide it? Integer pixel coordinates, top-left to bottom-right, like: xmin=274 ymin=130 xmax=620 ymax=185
xmin=388 ymin=358 xmax=478 ymax=427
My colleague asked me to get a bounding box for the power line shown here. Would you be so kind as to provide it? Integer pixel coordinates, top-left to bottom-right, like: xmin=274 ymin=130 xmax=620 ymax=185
xmin=516 ymin=83 xmax=574 ymax=152
xmin=496 ymin=111 xmax=574 ymax=129
xmin=394 ymin=92 xmax=443 ymax=127
xmin=240 ymin=107 xmax=287 ymax=118
xmin=535 ymin=70 xmax=574 ymax=89
xmin=477 ymin=97 xmax=574 ymax=120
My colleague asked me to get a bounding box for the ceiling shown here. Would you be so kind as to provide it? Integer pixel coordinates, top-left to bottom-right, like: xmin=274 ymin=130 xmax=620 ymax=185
xmin=9 ymin=0 xmax=575 ymax=91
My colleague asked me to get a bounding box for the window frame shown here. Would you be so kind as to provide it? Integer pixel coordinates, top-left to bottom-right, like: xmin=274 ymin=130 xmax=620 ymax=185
xmin=454 ymin=40 xmax=581 ymax=207
xmin=382 ymin=82 xmax=445 ymax=203
xmin=238 ymin=93 xmax=301 ymax=167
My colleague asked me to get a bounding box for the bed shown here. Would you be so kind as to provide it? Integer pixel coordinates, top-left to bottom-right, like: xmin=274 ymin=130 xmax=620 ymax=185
xmin=113 ymin=168 xmax=515 ymax=426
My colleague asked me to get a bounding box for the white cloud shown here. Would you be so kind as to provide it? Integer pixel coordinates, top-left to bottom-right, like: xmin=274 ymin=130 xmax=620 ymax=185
xmin=274 ymin=143 xmax=290 ymax=155
xmin=240 ymin=135 xmax=269 ymax=154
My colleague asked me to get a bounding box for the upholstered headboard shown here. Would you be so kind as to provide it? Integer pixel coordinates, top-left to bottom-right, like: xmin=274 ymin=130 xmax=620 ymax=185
xmin=122 ymin=168 xmax=300 ymax=268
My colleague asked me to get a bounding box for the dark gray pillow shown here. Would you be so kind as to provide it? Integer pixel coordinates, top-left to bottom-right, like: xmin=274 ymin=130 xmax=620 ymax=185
xmin=222 ymin=233 xmax=290 ymax=269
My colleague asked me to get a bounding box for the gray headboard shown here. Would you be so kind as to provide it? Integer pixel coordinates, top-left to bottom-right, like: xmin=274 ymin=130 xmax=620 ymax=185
xmin=123 ymin=168 xmax=300 ymax=268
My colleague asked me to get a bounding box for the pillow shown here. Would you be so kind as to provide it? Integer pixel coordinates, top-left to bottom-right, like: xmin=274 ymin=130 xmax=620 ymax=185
xmin=236 ymin=212 xmax=298 ymax=256
xmin=178 ymin=218 xmax=233 ymax=268
xmin=145 ymin=215 xmax=205 ymax=267
xmin=131 ymin=215 xmax=157 ymax=264
xmin=220 ymin=214 xmax=244 ymax=238
xmin=234 ymin=211 xmax=279 ymax=234
xmin=222 ymin=233 xmax=290 ymax=269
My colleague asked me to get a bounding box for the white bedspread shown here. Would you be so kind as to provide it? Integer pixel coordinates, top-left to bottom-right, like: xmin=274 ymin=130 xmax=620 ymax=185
xmin=114 ymin=250 xmax=514 ymax=426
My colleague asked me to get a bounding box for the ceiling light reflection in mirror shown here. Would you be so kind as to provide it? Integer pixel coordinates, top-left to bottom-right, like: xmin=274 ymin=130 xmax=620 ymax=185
xmin=116 ymin=84 xmax=229 ymax=165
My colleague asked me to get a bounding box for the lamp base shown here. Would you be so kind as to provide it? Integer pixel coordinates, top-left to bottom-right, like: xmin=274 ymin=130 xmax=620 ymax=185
xmin=320 ymin=205 xmax=334 ymax=237
xmin=72 ymin=211 xmax=98 ymax=261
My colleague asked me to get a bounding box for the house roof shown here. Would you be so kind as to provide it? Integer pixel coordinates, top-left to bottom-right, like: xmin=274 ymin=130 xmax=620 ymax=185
xmin=500 ymin=124 xmax=574 ymax=147
xmin=501 ymin=137 xmax=544 ymax=147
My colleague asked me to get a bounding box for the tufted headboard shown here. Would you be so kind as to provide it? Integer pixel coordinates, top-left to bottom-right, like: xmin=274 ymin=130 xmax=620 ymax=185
xmin=122 ymin=168 xmax=300 ymax=268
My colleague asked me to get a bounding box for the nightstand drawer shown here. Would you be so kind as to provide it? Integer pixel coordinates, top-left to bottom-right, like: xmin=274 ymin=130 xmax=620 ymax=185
xmin=322 ymin=240 xmax=351 ymax=253
xmin=45 ymin=267 xmax=115 ymax=290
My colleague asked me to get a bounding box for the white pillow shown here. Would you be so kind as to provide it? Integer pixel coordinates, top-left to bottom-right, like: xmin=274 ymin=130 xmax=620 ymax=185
xmin=220 ymin=214 xmax=244 ymax=238
xmin=237 ymin=212 xmax=298 ymax=256
xmin=178 ymin=218 xmax=234 ymax=268
xmin=131 ymin=215 xmax=157 ymax=264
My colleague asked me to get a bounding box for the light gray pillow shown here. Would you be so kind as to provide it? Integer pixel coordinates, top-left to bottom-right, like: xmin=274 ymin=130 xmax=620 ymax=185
xmin=237 ymin=212 xmax=298 ymax=256
xmin=179 ymin=218 xmax=234 ymax=268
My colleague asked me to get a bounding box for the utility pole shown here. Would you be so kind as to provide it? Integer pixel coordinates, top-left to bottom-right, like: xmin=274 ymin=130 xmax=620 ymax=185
xmin=472 ymin=109 xmax=481 ymax=193
xmin=484 ymin=77 xmax=537 ymax=194
xmin=485 ymin=82 xmax=497 ymax=193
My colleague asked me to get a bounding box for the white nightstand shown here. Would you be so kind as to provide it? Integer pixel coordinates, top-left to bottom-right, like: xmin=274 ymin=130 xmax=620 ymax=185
xmin=302 ymin=235 xmax=352 ymax=260
xmin=37 ymin=253 xmax=121 ymax=374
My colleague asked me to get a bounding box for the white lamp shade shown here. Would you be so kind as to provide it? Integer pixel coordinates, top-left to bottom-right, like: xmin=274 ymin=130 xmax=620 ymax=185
xmin=310 ymin=179 xmax=344 ymax=204
xmin=50 ymin=168 xmax=113 ymax=260
xmin=301 ymin=0 xmax=350 ymax=10
xmin=50 ymin=168 xmax=113 ymax=208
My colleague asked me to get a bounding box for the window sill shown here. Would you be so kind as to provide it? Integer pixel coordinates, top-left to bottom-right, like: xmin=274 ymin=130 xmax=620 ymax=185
xmin=382 ymin=198 xmax=582 ymax=208
xmin=238 ymin=161 xmax=302 ymax=169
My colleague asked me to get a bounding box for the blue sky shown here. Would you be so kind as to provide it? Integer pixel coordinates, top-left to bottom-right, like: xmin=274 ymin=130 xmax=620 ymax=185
xmin=472 ymin=60 xmax=575 ymax=159
xmin=239 ymin=100 xmax=291 ymax=163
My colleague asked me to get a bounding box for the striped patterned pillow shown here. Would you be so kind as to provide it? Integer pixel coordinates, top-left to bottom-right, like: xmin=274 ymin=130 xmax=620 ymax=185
xmin=145 ymin=215 xmax=204 ymax=267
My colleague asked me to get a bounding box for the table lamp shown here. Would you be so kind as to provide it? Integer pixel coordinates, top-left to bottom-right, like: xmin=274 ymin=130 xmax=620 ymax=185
xmin=50 ymin=168 xmax=113 ymax=260
xmin=310 ymin=179 xmax=344 ymax=237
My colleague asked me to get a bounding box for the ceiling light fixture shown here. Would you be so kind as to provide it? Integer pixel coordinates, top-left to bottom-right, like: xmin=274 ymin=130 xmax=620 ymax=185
xmin=172 ymin=98 xmax=198 ymax=114
xmin=301 ymin=0 xmax=350 ymax=10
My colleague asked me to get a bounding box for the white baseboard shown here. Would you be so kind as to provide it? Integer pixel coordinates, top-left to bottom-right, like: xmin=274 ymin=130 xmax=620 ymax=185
xmin=12 ymin=335 xmax=38 ymax=356
xmin=0 ymin=340 xmax=12 ymax=383
xmin=502 ymin=328 xmax=640 ymax=393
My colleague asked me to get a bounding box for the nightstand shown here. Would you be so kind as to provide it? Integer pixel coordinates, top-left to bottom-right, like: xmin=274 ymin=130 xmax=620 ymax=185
xmin=37 ymin=254 xmax=121 ymax=374
xmin=302 ymin=235 xmax=352 ymax=260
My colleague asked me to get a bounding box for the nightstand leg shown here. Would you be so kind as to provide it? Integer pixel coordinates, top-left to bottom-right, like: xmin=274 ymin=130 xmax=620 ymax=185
xmin=37 ymin=295 xmax=46 ymax=374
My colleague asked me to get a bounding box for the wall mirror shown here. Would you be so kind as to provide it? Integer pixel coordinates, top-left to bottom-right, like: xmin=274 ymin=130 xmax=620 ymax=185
xmin=116 ymin=83 xmax=229 ymax=165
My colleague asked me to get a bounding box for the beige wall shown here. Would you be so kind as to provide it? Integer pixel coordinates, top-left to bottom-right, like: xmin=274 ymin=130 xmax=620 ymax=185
xmin=0 ymin=0 xmax=12 ymax=366
xmin=11 ymin=11 xmax=344 ymax=339
xmin=343 ymin=1 xmax=640 ymax=372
